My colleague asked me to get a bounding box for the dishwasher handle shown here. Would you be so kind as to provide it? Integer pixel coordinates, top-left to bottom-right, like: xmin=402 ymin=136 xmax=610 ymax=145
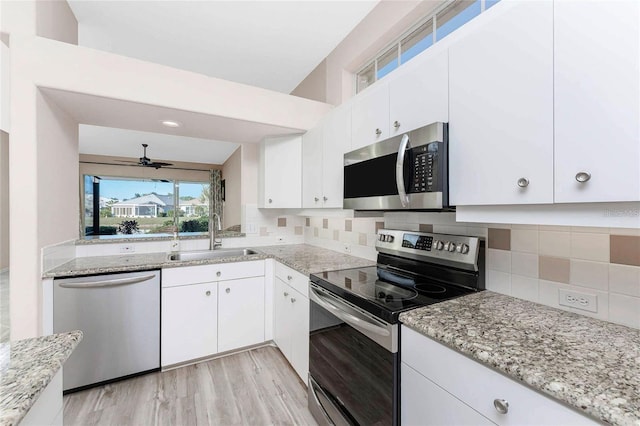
xmin=57 ymin=274 xmax=156 ymax=289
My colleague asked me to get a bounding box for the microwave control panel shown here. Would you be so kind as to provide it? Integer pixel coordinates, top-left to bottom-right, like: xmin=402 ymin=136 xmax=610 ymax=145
xmin=411 ymin=142 xmax=441 ymax=193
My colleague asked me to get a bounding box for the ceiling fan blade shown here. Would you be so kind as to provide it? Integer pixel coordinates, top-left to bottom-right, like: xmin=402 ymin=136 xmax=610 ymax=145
xmin=148 ymin=161 xmax=173 ymax=167
xmin=114 ymin=159 xmax=140 ymax=164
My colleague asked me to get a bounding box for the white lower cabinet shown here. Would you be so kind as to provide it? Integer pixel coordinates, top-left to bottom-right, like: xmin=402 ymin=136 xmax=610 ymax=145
xmin=218 ymin=276 xmax=265 ymax=352
xmin=402 ymin=363 xmax=493 ymax=426
xmin=273 ymin=264 xmax=309 ymax=382
xmin=21 ymin=370 xmax=63 ymax=426
xmin=401 ymin=325 xmax=598 ymax=426
xmin=161 ymin=282 xmax=217 ymax=366
xmin=161 ymin=261 xmax=266 ymax=367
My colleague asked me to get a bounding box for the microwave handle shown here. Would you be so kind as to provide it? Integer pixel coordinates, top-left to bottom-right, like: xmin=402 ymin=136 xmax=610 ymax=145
xmin=395 ymin=134 xmax=410 ymax=207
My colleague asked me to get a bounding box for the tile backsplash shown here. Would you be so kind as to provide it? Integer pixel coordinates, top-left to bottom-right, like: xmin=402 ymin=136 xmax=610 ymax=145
xmin=63 ymin=207 xmax=639 ymax=330
xmin=384 ymin=211 xmax=640 ymax=330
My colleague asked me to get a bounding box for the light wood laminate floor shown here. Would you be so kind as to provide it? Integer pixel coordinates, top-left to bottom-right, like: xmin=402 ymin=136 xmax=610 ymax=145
xmin=63 ymin=346 xmax=318 ymax=426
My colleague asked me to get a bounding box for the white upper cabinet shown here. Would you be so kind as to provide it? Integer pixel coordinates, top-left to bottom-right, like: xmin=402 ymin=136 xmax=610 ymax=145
xmin=302 ymin=125 xmax=324 ymax=208
xmin=322 ymin=106 xmax=351 ymax=208
xmin=388 ymin=49 xmax=449 ymax=135
xmin=554 ymin=0 xmax=640 ymax=203
xmin=259 ymin=134 xmax=302 ymax=208
xmin=302 ymin=105 xmax=351 ymax=208
xmin=449 ymin=0 xmax=554 ymax=206
xmin=351 ymin=82 xmax=390 ymax=151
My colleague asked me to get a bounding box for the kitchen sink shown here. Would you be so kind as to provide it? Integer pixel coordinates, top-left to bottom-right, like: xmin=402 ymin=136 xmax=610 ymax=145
xmin=167 ymin=248 xmax=259 ymax=261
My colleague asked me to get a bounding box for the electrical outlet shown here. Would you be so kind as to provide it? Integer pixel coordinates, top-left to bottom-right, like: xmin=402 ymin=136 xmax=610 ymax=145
xmin=276 ymin=236 xmax=285 ymax=242
xmin=344 ymin=244 xmax=351 ymax=253
xmin=119 ymin=245 xmax=135 ymax=254
xmin=559 ymin=289 xmax=597 ymax=313
xmin=246 ymin=223 xmax=257 ymax=234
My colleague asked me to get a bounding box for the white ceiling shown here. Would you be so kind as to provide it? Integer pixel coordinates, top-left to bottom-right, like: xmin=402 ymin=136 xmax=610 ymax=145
xmin=65 ymin=1 xmax=376 ymax=164
xmin=68 ymin=0 xmax=378 ymax=94
xmin=80 ymin=124 xmax=240 ymax=165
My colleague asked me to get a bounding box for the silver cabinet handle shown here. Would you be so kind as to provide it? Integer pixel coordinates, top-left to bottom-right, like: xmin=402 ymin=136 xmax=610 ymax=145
xmin=268 ymin=198 xmax=273 ymax=204
xmin=225 ymin=288 xmax=230 ymax=294
xmin=314 ymin=197 xmax=319 ymax=202
xmin=284 ymin=292 xmax=289 ymax=297
xmin=216 ymin=271 xmax=221 ymax=277
xmin=58 ymin=274 xmax=155 ymax=289
xmin=517 ymin=177 xmax=529 ymax=188
xmin=393 ymin=120 xmax=401 ymax=129
xmin=395 ymin=134 xmax=410 ymax=207
xmin=323 ymin=196 xmax=328 ymax=202
xmin=206 ymin=290 xmax=211 ymax=296
xmin=287 ymin=275 xmax=292 ymax=281
xmin=493 ymin=399 xmax=509 ymax=414
xmin=375 ymin=128 xmax=382 ymax=137
xmin=575 ymin=172 xmax=591 ymax=183
xmin=291 ymin=298 xmax=296 ymax=303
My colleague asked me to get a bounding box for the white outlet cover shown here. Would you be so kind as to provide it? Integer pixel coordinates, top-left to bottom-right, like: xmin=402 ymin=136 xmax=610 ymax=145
xmin=559 ymin=289 xmax=597 ymax=313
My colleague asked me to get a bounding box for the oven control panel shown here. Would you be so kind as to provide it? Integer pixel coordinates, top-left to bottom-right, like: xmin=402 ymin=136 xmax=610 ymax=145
xmin=376 ymin=229 xmax=480 ymax=270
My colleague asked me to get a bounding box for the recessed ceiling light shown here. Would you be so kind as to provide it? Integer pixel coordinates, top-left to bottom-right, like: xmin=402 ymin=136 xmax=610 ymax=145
xmin=161 ymin=120 xmax=181 ymax=128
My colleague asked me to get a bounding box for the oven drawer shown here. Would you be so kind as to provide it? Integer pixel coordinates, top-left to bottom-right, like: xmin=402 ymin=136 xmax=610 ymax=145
xmin=275 ymin=262 xmax=308 ymax=297
xmin=401 ymin=326 xmax=597 ymax=425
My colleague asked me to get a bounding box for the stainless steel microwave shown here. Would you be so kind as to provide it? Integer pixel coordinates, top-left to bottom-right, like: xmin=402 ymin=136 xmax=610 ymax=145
xmin=343 ymin=122 xmax=450 ymax=210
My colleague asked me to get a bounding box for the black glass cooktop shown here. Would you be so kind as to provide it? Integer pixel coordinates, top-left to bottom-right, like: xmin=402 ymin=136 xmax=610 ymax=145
xmin=310 ymin=265 xmax=477 ymax=324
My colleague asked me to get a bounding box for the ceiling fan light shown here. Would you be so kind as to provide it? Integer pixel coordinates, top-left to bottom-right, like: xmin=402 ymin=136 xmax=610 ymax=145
xmin=161 ymin=120 xmax=181 ymax=128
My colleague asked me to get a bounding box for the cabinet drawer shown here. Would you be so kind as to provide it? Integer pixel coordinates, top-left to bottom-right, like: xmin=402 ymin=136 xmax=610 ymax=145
xmin=163 ymin=260 xmax=265 ymax=287
xmin=401 ymin=326 xmax=597 ymax=425
xmin=274 ymin=262 xmax=308 ymax=297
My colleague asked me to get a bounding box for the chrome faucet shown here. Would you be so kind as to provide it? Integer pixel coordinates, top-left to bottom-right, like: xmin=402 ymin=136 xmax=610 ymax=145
xmin=210 ymin=213 xmax=222 ymax=250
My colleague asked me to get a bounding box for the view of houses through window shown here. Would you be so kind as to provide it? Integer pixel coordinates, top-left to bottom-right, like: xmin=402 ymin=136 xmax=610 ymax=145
xmin=83 ymin=175 xmax=210 ymax=237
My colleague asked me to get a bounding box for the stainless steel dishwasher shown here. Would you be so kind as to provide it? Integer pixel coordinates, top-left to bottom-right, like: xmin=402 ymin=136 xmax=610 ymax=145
xmin=54 ymin=270 xmax=160 ymax=392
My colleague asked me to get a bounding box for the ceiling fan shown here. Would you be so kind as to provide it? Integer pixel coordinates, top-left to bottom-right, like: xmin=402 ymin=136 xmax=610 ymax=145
xmin=117 ymin=144 xmax=173 ymax=169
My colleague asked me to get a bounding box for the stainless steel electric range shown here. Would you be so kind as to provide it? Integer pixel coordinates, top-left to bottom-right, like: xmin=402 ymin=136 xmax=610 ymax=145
xmin=308 ymin=228 xmax=485 ymax=426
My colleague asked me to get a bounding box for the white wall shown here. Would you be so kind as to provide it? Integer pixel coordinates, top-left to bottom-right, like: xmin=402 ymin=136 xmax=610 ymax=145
xmin=0 ymin=131 xmax=8 ymax=270
xmin=294 ymin=0 xmax=443 ymax=105
xmin=222 ymin=146 xmax=241 ymax=229
xmin=36 ymin=0 xmax=78 ymax=44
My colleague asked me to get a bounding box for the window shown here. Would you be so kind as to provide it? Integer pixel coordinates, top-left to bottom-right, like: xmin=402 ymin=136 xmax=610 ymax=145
xmin=355 ymin=0 xmax=499 ymax=93
xmin=82 ymin=176 xmax=211 ymax=238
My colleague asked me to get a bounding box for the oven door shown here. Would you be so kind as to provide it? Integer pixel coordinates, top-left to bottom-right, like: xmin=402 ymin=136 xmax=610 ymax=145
xmin=308 ymin=283 xmax=399 ymax=426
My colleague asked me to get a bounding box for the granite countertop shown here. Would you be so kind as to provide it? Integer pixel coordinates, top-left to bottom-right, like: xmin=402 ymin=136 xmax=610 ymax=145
xmin=43 ymin=244 xmax=375 ymax=278
xmin=256 ymin=244 xmax=375 ymax=276
xmin=76 ymin=231 xmax=244 ymax=245
xmin=399 ymin=291 xmax=640 ymax=426
xmin=0 ymin=331 xmax=83 ymax=426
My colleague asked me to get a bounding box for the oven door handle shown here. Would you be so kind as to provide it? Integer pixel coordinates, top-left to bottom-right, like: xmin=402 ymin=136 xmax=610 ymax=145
xmin=310 ymin=287 xmax=390 ymax=337
xmin=395 ymin=133 xmax=410 ymax=208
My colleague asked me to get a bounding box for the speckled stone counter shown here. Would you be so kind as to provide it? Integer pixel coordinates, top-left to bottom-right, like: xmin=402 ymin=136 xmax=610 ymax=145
xmin=399 ymin=291 xmax=640 ymax=426
xmin=43 ymin=244 xmax=375 ymax=278
xmin=0 ymin=331 xmax=82 ymax=426
xmin=256 ymin=244 xmax=375 ymax=275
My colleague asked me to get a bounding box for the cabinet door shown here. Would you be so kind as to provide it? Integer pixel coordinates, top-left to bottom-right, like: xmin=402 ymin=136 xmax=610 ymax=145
xmin=273 ymin=278 xmax=293 ymax=360
xmin=161 ymin=282 xmax=217 ymax=366
xmin=289 ymin=289 xmax=309 ymax=383
xmin=351 ymin=83 xmax=390 ymax=151
xmin=402 ymin=363 xmax=493 ymax=426
xmin=449 ymin=1 xmax=554 ymax=206
xmin=261 ymin=135 xmax=302 ymax=208
xmin=554 ymin=0 xmax=640 ymax=203
xmin=389 ymin=49 xmax=448 ymax=135
xmin=322 ymin=105 xmax=351 ymax=208
xmin=217 ymin=277 xmax=265 ymax=352
xmin=302 ymin=125 xmax=324 ymax=208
